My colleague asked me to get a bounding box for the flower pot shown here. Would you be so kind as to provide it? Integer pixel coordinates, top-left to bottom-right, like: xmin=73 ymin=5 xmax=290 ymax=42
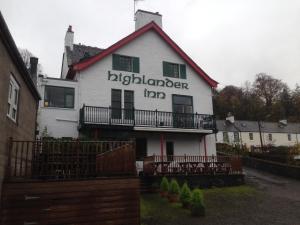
xmin=182 ymin=202 xmax=191 ymax=209
xmin=168 ymin=194 xmax=179 ymax=203
xmin=160 ymin=191 xmax=168 ymax=198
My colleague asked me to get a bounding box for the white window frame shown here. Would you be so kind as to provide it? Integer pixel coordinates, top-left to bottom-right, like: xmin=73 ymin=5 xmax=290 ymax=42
xmin=7 ymin=74 xmax=19 ymax=122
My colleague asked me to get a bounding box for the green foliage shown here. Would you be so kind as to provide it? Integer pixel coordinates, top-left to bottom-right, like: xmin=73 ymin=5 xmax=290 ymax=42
xmin=212 ymin=73 xmax=300 ymax=122
xmin=160 ymin=177 xmax=169 ymax=192
xmin=190 ymin=189 xmax=205 ymax=216
xmin=168 ymin=179 xmax=180 ymax=195
xmin=180 ymin=182 xmax=192 ymax=207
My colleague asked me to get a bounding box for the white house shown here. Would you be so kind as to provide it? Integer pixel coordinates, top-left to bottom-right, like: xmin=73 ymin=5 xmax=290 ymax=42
xmin=37 ymin=10 xmax=218 ymax=161
xmin=216 ymin=119 xmax=300 ymax=149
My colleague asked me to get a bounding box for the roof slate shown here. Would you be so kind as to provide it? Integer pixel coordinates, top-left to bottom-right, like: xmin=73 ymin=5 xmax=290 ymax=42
xmin=67 ymin=44 xmax=104 ymax=65
xmin=216 ymin=120 xmax=300 ymax=134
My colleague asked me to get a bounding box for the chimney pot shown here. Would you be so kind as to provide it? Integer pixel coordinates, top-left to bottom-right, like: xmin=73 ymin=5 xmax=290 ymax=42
xmin=65 ymin=25 xmax=74 ymax=50
xmin=67 ymin=25 xmax=73 ymax=33
xmin=29 ymin=57 xmax=38 ymax=86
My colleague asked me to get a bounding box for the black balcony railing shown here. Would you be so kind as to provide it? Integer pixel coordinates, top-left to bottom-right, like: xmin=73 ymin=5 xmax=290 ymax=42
xmin=80 ymin=105 xmax=216 ymax=131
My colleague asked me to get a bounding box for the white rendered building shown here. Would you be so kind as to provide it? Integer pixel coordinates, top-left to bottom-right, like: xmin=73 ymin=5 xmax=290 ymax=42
xmin=216 ymin=119 xmax=300 ymax=149
xmin=38 ymin=10 xmax=218 ymax=161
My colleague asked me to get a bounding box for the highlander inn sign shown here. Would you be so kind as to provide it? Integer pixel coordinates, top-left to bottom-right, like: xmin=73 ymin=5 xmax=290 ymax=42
xmin=108 ymin=71 xmax=189 ymax=99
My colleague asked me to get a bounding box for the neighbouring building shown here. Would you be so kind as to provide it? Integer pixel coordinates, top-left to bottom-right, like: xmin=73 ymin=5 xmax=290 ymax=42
xmin=216 ymin=118 xmax=300 ymax=149
xmin=0 ymin=12 xmax=40 ymax=197
xmin=37 ymin=10 xmax=218 ymax=166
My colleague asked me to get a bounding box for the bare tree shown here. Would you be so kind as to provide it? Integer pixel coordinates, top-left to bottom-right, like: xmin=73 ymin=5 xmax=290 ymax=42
xmin=18 ymin=48 xmax=43 ymax=74
xmin=253 ymin=73 xmax=287 ymax=109
xmin=18 ymin=48 xmax=34 ymax=68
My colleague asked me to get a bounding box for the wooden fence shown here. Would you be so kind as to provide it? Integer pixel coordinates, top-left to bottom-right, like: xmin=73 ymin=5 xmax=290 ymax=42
xmin=5 ymin=139 xmax=134 ymax=180
xmin=1 ymin=178 xmax=140 ymax=225
xmin=96 ymin=143 xmax=136 ymax=176
xmin=143 ymin=154 xmax=243 ymax=176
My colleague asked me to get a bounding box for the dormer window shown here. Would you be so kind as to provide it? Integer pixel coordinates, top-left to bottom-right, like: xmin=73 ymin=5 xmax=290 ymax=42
xmin=163 ymin=61 xmax=186 ymax=79
xmin=112 ymin=54 xmax=140 ymax=73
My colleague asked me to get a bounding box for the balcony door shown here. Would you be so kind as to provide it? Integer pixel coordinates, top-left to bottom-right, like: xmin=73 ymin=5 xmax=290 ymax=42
xmin=172 ymin=95 xmax=193 ymax=128
xmin=111 ymin=89 xmax=134 ymax=123
xmin=111 ymin=89 xmax=122 ymax=120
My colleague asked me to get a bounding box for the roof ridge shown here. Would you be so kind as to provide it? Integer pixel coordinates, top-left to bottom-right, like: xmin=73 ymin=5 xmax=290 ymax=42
xmin=68 ymin=21 xmax=218 ymax=87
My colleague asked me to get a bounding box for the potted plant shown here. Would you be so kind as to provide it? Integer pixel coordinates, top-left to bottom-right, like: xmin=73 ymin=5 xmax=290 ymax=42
xmin=160 ymin=177 xmax=169 ymax=197
xmin=168 ymin=179 xmax=180 ymax=203
xmin=190 ymin=189 xmax=205 ymax=216
xmin=180 ymin=182 xmax=192 ymax=208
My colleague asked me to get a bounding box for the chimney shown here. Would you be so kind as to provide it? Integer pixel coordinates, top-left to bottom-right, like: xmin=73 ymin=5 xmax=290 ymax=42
xmin=135 ymin=10 xmax=162 ymax=30
xmin=279 ymin=119 xmax=287 ymax=126
xmin=64 ymin=25 xmax=74 ymax=50
xmin=29 ymin=57 xmax=38 ymax=86
xmin=226 ymin=112 xmax=235 ymax=124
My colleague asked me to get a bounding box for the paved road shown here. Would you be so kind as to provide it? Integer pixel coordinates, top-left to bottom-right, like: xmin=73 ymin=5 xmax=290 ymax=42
xmin=245 ymin=167 xmax=300 ymax=201
xmin=244 ymin=167 xmax=300 ymax=225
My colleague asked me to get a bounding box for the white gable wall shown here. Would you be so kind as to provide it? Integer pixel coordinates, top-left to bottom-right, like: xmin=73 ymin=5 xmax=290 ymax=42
xmin=77 ymin=30 xmax=213 ymax=114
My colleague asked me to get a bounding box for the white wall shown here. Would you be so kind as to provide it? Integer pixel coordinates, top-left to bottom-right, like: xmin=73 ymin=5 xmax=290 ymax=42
xmin=37 ymin=77 xmax=79 ymax=138
xmin=135 ymin=11 xmax=162 ymax=30
xmin=78 ymin=30 xmax=213 ymax=115
xmin=217 ymin=130 xmax=300 ymax=148
xmin=144 ymin=133 xmax=216 ymax=156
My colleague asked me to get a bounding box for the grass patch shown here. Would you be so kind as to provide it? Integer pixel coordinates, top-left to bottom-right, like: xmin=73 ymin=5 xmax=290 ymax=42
xmin=204 ymin=185 xmax=257 ymax=197
xmin=141 ymin=194 xmax=189 ymax=223
xmin=141 ymin=185 xmax=259 ymax=225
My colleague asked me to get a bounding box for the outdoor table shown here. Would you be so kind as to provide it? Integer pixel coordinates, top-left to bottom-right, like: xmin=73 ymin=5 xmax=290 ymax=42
xmin=153 ymin=161 xmax=171 ymax=174
xmin=178 ymin=162 xmax=190 ymax=173
xmin=189 ymin=162 xmax=200 ymax=173
xmin=215 ymin=161 xmax=225 ymax=173
xmin=202 ymin=162 xmax=212 ymax=174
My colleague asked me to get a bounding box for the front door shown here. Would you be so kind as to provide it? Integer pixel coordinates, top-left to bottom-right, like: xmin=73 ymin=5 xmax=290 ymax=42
xmin=166 ymin=141 xmax=174 ymax=161
xmin=172 ymin=95 xmax=193 ymax=128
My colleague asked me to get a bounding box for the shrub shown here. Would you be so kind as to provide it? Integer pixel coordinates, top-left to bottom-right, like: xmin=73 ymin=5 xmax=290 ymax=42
xmin=168 ymin=179 xmax=180 ymax=195
xmin=190 ymin=189 xmax=205 ymax=216
xmin=180 ymin=182 xmax=191 ymax=208
xmin=160 ymin=177 xmax=169 ymax=193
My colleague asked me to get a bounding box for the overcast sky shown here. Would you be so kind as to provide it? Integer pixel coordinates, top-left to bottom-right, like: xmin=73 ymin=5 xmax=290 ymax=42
xmin=1 ymin=0 xmax=300 ymax=88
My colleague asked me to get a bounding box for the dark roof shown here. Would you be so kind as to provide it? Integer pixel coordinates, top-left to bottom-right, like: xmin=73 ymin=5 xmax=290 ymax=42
xmin=0 ymin=11 xmax=40 ymax=100
xmin=68 ymin=22 xmax=218 ymax=88
xmin=216 ymin=120 xmax=300 ymax=134
xmin=66 ymin=44 xmax=104 ymax=65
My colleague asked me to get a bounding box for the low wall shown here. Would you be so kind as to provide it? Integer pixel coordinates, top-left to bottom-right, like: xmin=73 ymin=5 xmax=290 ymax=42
xmin=1 ymin=177 xmax=140 ymax=225
xmin=141 ymin=174 xmax=245 ymax=190
xmin=242 ymin=157 xmax=300 ymax=180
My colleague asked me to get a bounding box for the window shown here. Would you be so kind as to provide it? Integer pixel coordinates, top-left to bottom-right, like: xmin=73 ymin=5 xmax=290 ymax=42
xmin=7 ymin=75 xmax=19 ymax=122
xmin=111 ymin=89 xmax=122 ymax=119
xmin=124 ymin=90 xmax=134 ymax=120
xmin=268 ymin=133 xmax=272 ymax=141
xmin=112 ymin=54 xmax=139 ymax=73
xmin=136 ymin=138 xmax=147 ymax=160
xmin=163 ymin=61 xmax=186 ymax=79
xmin=223 ymin=132 xmax=229 ymax=143
xmin=172 ymin=95 xmax=193 ymax=128
xmin=44 ymin=86 xmax=74 ymax=108
xmin=288 ymin=134 xmax=292 ymax=141
xmin=234 ymin=132 xmax=239 ymax=142
xmin=166 ymin=142 xmax=174 ymax=161
xmin=249 ymin=133 xmax=254 ymax=140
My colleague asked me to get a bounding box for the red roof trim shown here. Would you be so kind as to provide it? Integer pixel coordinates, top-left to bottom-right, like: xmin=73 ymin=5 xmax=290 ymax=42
xmin=70 ymin=22 xmax=218 ymax=87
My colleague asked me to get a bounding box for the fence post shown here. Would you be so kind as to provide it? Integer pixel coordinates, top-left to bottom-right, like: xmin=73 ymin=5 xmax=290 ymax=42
xmin=155 ymin=109 xmax=158 ymax=127
xmin=5 ymin=137 xmax=13 ymax=180
xmin=76 ymin=139 xmax=80 ymax=178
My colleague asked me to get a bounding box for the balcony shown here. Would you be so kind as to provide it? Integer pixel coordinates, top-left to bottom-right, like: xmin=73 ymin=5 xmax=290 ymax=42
xmin=80 ymin=105 xmax=216 ymax=131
